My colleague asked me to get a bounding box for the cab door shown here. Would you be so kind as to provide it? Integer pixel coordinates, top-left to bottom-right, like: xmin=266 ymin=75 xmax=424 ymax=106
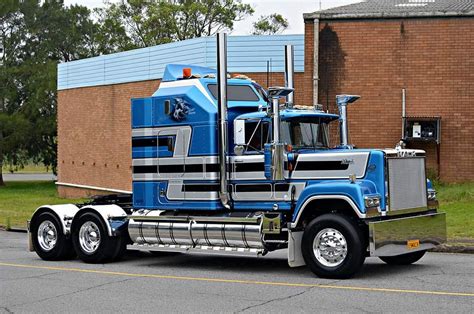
xmin=231 ymin=119 xmax=285 ymax=209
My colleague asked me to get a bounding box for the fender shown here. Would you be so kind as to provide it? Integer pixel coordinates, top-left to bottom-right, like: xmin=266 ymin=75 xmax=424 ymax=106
xmin=73 ymin=204 xmax=128 ymax=237
xmin=290 ymin=181 xmax=373 ymax=228
xmin=30 ymin=204 xmax=81 ymax=235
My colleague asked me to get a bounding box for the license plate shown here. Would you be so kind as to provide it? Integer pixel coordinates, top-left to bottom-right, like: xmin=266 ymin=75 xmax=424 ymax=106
xmin=407 ymin=239 xmax=420 ymax=249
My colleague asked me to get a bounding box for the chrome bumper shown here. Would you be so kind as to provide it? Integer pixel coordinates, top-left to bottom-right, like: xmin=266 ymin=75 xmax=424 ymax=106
xmin=369 ymin=212 xmax=446 ymax=257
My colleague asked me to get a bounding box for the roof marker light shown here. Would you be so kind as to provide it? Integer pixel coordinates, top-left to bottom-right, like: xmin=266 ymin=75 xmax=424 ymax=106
xmin=183 ymin=68 xmax=192 ymax=78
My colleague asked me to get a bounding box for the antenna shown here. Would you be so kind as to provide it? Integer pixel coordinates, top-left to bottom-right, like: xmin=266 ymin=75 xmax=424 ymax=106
xmin=269 ymin=58 xmax=272 ymax=87
xmin=266 ymin=60 xmax=270 ymax=88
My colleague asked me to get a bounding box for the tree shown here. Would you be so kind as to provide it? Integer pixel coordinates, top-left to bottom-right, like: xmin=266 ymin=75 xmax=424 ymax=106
xmin=0 ymin=0 xmax=98 ymax=185
xmin=95 ymin=0 xmax=254 ymax=53
xmin=252 ymin=13 xmax=289 ymax=35
xmin=0 ymin=0 xmax=259 ymax=185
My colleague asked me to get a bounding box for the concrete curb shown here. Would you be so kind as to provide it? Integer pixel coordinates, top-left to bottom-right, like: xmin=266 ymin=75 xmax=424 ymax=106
xmin=0 ymin=226 xmax=27 ymax=233
xmin=430 ymin=244 xmax=474 ymax=254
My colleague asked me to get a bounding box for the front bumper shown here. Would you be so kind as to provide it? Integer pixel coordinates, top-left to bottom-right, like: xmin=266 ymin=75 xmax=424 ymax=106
xmin=369 ymin=212 xmax=447 ymax=257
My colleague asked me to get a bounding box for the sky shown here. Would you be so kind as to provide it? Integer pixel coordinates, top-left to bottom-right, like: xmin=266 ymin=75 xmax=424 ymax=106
xmin=63 ymin=0 xmax=364 ymax=35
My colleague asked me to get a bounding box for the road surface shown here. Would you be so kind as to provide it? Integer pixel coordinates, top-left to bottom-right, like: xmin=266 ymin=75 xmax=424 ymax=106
xmin=0 ymin=231 xmax=473 ymax=313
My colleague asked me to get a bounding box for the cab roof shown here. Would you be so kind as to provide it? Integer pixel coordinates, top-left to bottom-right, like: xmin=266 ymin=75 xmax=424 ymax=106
xmin=237 ymin=109 xmax=339 ymax=121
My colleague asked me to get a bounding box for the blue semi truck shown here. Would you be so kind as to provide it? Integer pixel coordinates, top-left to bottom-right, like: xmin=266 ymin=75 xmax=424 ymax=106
xmin=28 ymin=34 xmax=446 ymax=278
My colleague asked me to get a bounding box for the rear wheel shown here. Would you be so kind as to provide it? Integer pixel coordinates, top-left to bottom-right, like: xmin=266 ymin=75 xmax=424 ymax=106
xmin=379 ymin=250 xmax=426 ymax=265
xmin=302 ymin=214 xmax=365 ymax=279
xmin=31 ymin=212 xmax=75 ymax=260
xmin=72 ymin=212 xmax=125 ymax=263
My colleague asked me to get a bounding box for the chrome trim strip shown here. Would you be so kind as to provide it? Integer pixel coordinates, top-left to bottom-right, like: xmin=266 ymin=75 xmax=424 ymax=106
xmin=55 ymin=182 xmax=132 ymax=194
xmin=386 ymin=207 xmax=428 ymax=217
xmin=290 ymin=195 xmax=365 ymax=228
xmin=128 ymin=215 xmax=260 ymax=224
xmin=127 ymin=243 xmax=264 ymax=256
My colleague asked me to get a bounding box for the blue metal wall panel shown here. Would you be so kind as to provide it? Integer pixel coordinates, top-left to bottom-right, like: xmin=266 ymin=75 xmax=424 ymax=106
xmin=57 ymin=34 xmax=304 ymax=90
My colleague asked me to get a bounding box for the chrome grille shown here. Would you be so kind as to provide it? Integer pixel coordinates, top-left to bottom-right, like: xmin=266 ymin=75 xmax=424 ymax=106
xmin=388 ymin=157 xmax=427 ymax=211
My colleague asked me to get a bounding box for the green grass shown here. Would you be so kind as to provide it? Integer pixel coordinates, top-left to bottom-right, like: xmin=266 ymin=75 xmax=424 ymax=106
xmin=435 ymin=182 xmax=474 ymax=241
xmin=2 ymin=163 xmax=51 ymax=173
xmin=0 ymin=181 xmax=87 ymax=229
xmin=0 ymin=181 xmax=472 ymax=243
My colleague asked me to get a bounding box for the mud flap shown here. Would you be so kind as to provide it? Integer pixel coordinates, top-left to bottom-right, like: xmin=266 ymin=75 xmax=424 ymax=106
xmin=27 ymin=220 xmax=34 ymax=252
xmin=288 ymin=230 xmax=306 ymax=267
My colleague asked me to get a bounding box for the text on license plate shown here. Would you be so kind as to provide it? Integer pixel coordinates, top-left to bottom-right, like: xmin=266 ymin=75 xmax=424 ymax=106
xmin=407 ymin=239 xmax=420 ymax=249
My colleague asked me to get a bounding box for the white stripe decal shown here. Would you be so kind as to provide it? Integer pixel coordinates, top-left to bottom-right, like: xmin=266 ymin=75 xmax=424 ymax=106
xmin=155 ymin=79 xmax=215 ymax=105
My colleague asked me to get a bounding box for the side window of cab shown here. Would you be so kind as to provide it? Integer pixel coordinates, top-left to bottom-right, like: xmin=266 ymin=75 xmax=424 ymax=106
xmin=235 ymin=119 xmax=270 ymax=154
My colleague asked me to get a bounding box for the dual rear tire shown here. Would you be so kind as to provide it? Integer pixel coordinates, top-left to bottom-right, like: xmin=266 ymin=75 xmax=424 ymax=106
xmin=31 ymin=212 xmax=76 ymax=261
xmin=31 ymin=211 xmax=126 ymax=263
xmin=71 ymin=212 xmax=126 ymax=263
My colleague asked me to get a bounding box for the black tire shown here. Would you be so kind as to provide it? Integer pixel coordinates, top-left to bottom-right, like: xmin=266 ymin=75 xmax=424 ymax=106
xmin=302 ymin=214 xmax=366 ymax=279
xmin=31 ymin=211 xmax=76 ymax=261
xmin=379 ymin=250 xmax=426 ymax=265
xmin=72 ymin=212 xmax=123 ymax=263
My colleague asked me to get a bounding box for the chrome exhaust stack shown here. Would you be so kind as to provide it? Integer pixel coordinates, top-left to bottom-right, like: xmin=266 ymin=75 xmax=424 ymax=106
xmin=336 ymin=95 xmax=360 ymax=149
xmin=217 ymin=32 xmax=231 ymax=209
xmin=265 ymin=87 xmax=294 ymax=181
xmin=284 ymin=45 xmax=294 ymax=107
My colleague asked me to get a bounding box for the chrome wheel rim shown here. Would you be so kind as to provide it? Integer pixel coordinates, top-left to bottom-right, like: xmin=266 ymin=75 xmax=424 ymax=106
xmin=37 ymin=220 xmax=58 ymax=252
xmin=78 ymin=221 xmax=101 ymax=255
xmin=313 ymin=228 xmax=347 ymax=267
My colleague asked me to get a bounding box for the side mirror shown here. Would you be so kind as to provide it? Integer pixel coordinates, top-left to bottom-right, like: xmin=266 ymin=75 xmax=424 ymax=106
xmin=234 ymin=119 xmax=245 ymax=145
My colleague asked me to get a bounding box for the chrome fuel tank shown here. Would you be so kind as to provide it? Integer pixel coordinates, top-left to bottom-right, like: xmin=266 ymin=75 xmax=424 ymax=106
xmin=128 ymin=215 xmax=264 ymax=249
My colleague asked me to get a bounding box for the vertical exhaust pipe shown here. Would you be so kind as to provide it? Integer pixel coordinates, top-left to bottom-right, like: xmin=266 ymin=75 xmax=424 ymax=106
xmin=284 ymin=45 xmax=294 ymax=107
xmin=216 ymin=32 xmax=231 ymax=209
xmin=336 ymin=95 xmax=360 ymax=148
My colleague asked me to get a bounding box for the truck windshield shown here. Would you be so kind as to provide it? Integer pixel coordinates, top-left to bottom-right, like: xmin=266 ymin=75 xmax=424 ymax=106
xmin=281 ymin=119 xmax=330 ymax=149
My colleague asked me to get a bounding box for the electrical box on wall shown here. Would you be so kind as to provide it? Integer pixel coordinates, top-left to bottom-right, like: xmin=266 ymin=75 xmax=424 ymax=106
xmin=403 ymin=116 xmax=441 ymax=144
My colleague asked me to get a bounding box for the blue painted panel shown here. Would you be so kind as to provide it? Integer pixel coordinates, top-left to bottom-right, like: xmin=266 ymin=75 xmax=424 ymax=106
xmin=363 ymin=151 xmax=386 ymax=210
xmin=292 ymin=181 xmax=368 ymax=222
xmin=58 ymin=34 xmax=304 ymax=90
xmin=190 ymin=124 xmax=217 ymax=155
xmin=131 ymin=98 xmax=153 ymax=128
xmin=133 ymin=181 xmax=160 ymax=208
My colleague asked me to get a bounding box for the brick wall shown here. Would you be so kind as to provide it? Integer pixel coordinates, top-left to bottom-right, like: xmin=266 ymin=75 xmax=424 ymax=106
xmin=58 ymin=18 xmax=473 ymax=198
xmin=57 ymin=73 xmax=307 ymax=198
xmin=306 ymin=17 xmax=474 ymax=182
xmin=57 ymin=80 xmax=160 ymax=197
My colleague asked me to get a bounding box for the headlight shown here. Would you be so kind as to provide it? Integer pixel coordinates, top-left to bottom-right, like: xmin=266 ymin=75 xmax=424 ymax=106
xmin=364 ymin=195 xmax=381 ymax=208
xmin=427 ymin=189 xmax=437 ymax=201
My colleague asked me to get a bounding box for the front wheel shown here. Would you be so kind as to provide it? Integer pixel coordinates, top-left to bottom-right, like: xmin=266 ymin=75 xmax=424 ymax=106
xmin=72 ymin=212 xmax=125 ymax=263
xmin=379 ymin=250 xmax=426 ymax=265
xmin=302 ymin=214 xmax=366 ymax=279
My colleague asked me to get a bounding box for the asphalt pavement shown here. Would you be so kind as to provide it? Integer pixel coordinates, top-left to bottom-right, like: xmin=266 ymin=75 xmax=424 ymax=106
xmin=0 ymin=231 xmax=473 ymax=313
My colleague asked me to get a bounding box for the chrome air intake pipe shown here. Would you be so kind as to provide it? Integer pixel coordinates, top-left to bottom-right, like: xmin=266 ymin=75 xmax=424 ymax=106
xmin=284 ymin=45 xmax=294 ymax=107
xmin=336 ymin=94 xmax=360 ymax=148
xmin=217 ymin=32 xmax=231 ymax=209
